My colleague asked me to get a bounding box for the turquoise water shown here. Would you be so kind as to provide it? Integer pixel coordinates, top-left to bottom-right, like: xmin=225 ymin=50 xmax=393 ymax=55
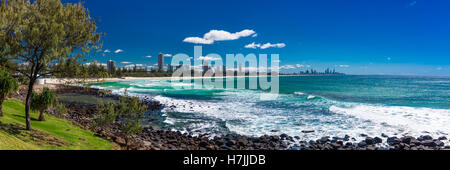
xmin=92 ymin=75 xmax=450 ymax=141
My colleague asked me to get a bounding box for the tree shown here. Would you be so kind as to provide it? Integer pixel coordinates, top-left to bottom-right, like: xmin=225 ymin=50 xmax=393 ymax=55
xmin=92 ymin=97 xmax=147 ymax=149
xmin=31 ymin=87 xmax=56 ymax=121
xmin=0 ymin=68 xmax=19 ymax=117
xmin=1 ymin=0 xmax=101 ymax=130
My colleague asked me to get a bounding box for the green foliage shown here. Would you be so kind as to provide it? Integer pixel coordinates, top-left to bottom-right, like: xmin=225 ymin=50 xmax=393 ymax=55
xmin=1 ymin=0 xmax=101 ymax=129
xmin=93 ymin=103 xmax=117 ymax=129
xmin=0 ymin=68 xmax=19 ymax=116
xmin=0 ymin=99 xmax=113 ymax=150
xmin=53 ymin=101 xmax=67 ymax=117
xmin=116 ymin=97 xmax=147 ymax=136
xmin=0 ymin=69 xmax=19 ymax=99
xmin=92 ymin=96 xmax=148 ymax=148
xmin=31 ymin=87 xmax=56 ymax=121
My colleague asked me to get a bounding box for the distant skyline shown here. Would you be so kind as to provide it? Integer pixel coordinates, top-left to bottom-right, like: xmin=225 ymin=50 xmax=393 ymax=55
xmin=73 ymin=0 xmax=450 ymax=76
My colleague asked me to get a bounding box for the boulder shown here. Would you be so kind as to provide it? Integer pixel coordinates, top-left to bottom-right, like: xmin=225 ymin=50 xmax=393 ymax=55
xmin=438 ymin=136 xmax=447 ymax=141
xmin=418 ymin=135 xmax=433 ymax=141
xmin=401 ymin=136 xmax=415 ymax=144
xmin=387 ymin=137 xmax=401 ymax=145
xmin=421 ymin=140 xmax=436 ymax=147
xmin=374 ymin=137 xmax=383 ymax=144
xmin=115 ymin=137 xmax=126 ymax=145
xmin=365 ymin=137 xmax=374 ymax=145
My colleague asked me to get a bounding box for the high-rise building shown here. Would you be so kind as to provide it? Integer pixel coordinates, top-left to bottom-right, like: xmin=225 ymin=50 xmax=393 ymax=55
xmin=238 ymin=63 xmax=243 ymax=73
xmin=158 ymin=53 xmax=164 ymax=72
xmin=167 ymin=64 xmax=173 ymax=73
xmin=107 ymin=60 xmax=115 ymax=73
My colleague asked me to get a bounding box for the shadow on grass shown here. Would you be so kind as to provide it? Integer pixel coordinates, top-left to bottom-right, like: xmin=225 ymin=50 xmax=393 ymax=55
xmin=12 ymin=114 xmax=39 ymax=121
xmin=0 ymin=120 xmax=67 ymax=147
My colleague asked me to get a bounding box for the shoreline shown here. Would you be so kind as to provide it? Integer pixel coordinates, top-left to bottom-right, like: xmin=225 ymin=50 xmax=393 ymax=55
xmin=44 ymin=74 xmax=321 ymax=85
xmin=48 ymin=84 xmax=450 ymax=150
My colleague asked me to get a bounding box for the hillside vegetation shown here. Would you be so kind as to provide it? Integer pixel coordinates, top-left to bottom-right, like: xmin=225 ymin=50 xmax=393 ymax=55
xmin=0 ymin=99 xmax=114 ymax=150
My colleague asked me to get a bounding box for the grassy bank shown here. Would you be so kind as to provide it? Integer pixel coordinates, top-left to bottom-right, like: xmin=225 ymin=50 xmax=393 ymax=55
xmin=0 ymin=99 xmax=115 ymax=150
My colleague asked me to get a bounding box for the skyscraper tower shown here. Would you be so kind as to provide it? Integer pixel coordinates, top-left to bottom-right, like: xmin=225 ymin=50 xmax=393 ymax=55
xmin=107 ymin=60 xmax=115 ymax=73
xmin=158 ymin=53 xmax=164 ymax=72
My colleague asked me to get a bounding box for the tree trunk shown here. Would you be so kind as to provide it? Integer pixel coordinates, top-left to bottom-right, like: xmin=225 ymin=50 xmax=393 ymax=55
xmin=38 ymin=110 xmax=45 ymax=121
xmin=25 ymin=78 xmax=36 ymax=130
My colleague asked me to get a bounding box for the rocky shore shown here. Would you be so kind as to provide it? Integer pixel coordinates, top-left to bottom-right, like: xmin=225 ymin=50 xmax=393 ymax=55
xmin=26 ymin=84 xmax=450 ymax=150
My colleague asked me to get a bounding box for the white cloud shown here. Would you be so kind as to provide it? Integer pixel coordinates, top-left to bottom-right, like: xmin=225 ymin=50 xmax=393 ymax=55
xmin=273 ymin=60 xmax=281 ymax=63
xmin=115 ymin=49 xmax=124 ymax=53
xmin=252 ymin=33 xmax=258 ymax=38
xmin=245 ymin=42 xmax=286 ymax=49
xmin=183 ymin=37 xmax=214 ymax=44
xmin=244 ymin=42 xmax=260 ymax=49
xmin=436 ymin=67 xmax=443 ymax=71
xmin=296 ymin=64 xmax=305 ymax=68
xmin=104 ymin=49 xmax=111 ymax=53
xmin=145 ymin=56 xmax=152 ymax=58
xmin=199 ymin=56 xmax=221 ymax=61
xmin=183 ymin=29 xmax=256 ymax=44
xmin=280 ymin=65 xmax=296 ymax=70
xmin=337 ymin=65 xmax=350 ymax=68
xmin=260 ymin=43 xmax=286 ymax=49
xmin=121 ymin=62 xmax=132 ymax=64
xmin=163 ymin=54 xmax=172 ymax=57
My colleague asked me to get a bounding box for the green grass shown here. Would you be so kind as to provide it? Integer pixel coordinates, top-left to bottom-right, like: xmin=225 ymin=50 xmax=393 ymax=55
xmin=0 ymin=99 xmax=115 ymax=150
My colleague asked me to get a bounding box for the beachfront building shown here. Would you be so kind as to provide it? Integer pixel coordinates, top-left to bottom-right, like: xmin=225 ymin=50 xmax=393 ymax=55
xmin=107 ymin=60 xmax=115 ymax=73
xmin=158 ymin=53 xmax=164 ymax=72
xmin=167 ymin=64 xmax=173 ymax=73
xmin=238 ymin=63 xmax=243 ymax=73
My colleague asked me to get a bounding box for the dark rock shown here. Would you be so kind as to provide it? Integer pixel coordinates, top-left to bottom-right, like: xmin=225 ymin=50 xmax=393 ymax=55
xmin=238 ymin=138 xmax=249 ymax=146
xmin=401 ymin=136 xmax=415 ymax=144
xmin=318 ymin=136 xmax=330 ymax=144
xmin=438 ymin=136 xmax=447 ymax=141
xmin=418 ymin=135 xmax=433 ymax=141
xmin=421 ymin=140 xmax=436 ymax=147
xmin=381 ymin=133 xmax=389 ymax=138
xmin=434 ymin=140 xmax=444 ymax=147
xmin=387 ymin=137 xmax=401 ymax=145
xmin=343 ymin=135 xmax=350 ymax=141
xmin=365 ymin=137 xmax=374 ymax=145
xmin=270 ymin=136 xmax=280 ymax=142
xmin=301 ymin=130 xmax=315 ymax=134
xmin=115 ymin=137 xmax=126 ymax=145
xmin=227 ymin=140 xmax=237 ymax=146
xmin=358 ymin=141 xmax=367 ymax=147
xmin=199 ymin=141 xmax=209 ymax=147
xmin=374 ymin=137 xmax=383 ymax=144
xmin=280 ymin=134 xmax=288 ymax=139
xmin=360 ymin=134 xmax=368 ymax=137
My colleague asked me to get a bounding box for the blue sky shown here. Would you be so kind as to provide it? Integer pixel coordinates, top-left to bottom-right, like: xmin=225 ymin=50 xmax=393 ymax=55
xmin=73 ymin=0 xmax=450 ymax=75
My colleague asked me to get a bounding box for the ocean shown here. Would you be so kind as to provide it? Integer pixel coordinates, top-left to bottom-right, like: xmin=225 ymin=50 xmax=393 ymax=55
xmin=92 ymin=75 xmax=450 ymax=142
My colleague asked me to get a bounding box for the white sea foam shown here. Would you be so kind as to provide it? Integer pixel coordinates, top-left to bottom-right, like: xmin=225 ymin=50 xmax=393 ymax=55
xmin=307 ymin=95 xmax=316 ymax=100
xmin=294 ymin=92 xmax=305 ymax=95
xmin=94 ymin=79 xmax=450 ymax=144
xmin=330 ymin=103 xmax=450 ymax=138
